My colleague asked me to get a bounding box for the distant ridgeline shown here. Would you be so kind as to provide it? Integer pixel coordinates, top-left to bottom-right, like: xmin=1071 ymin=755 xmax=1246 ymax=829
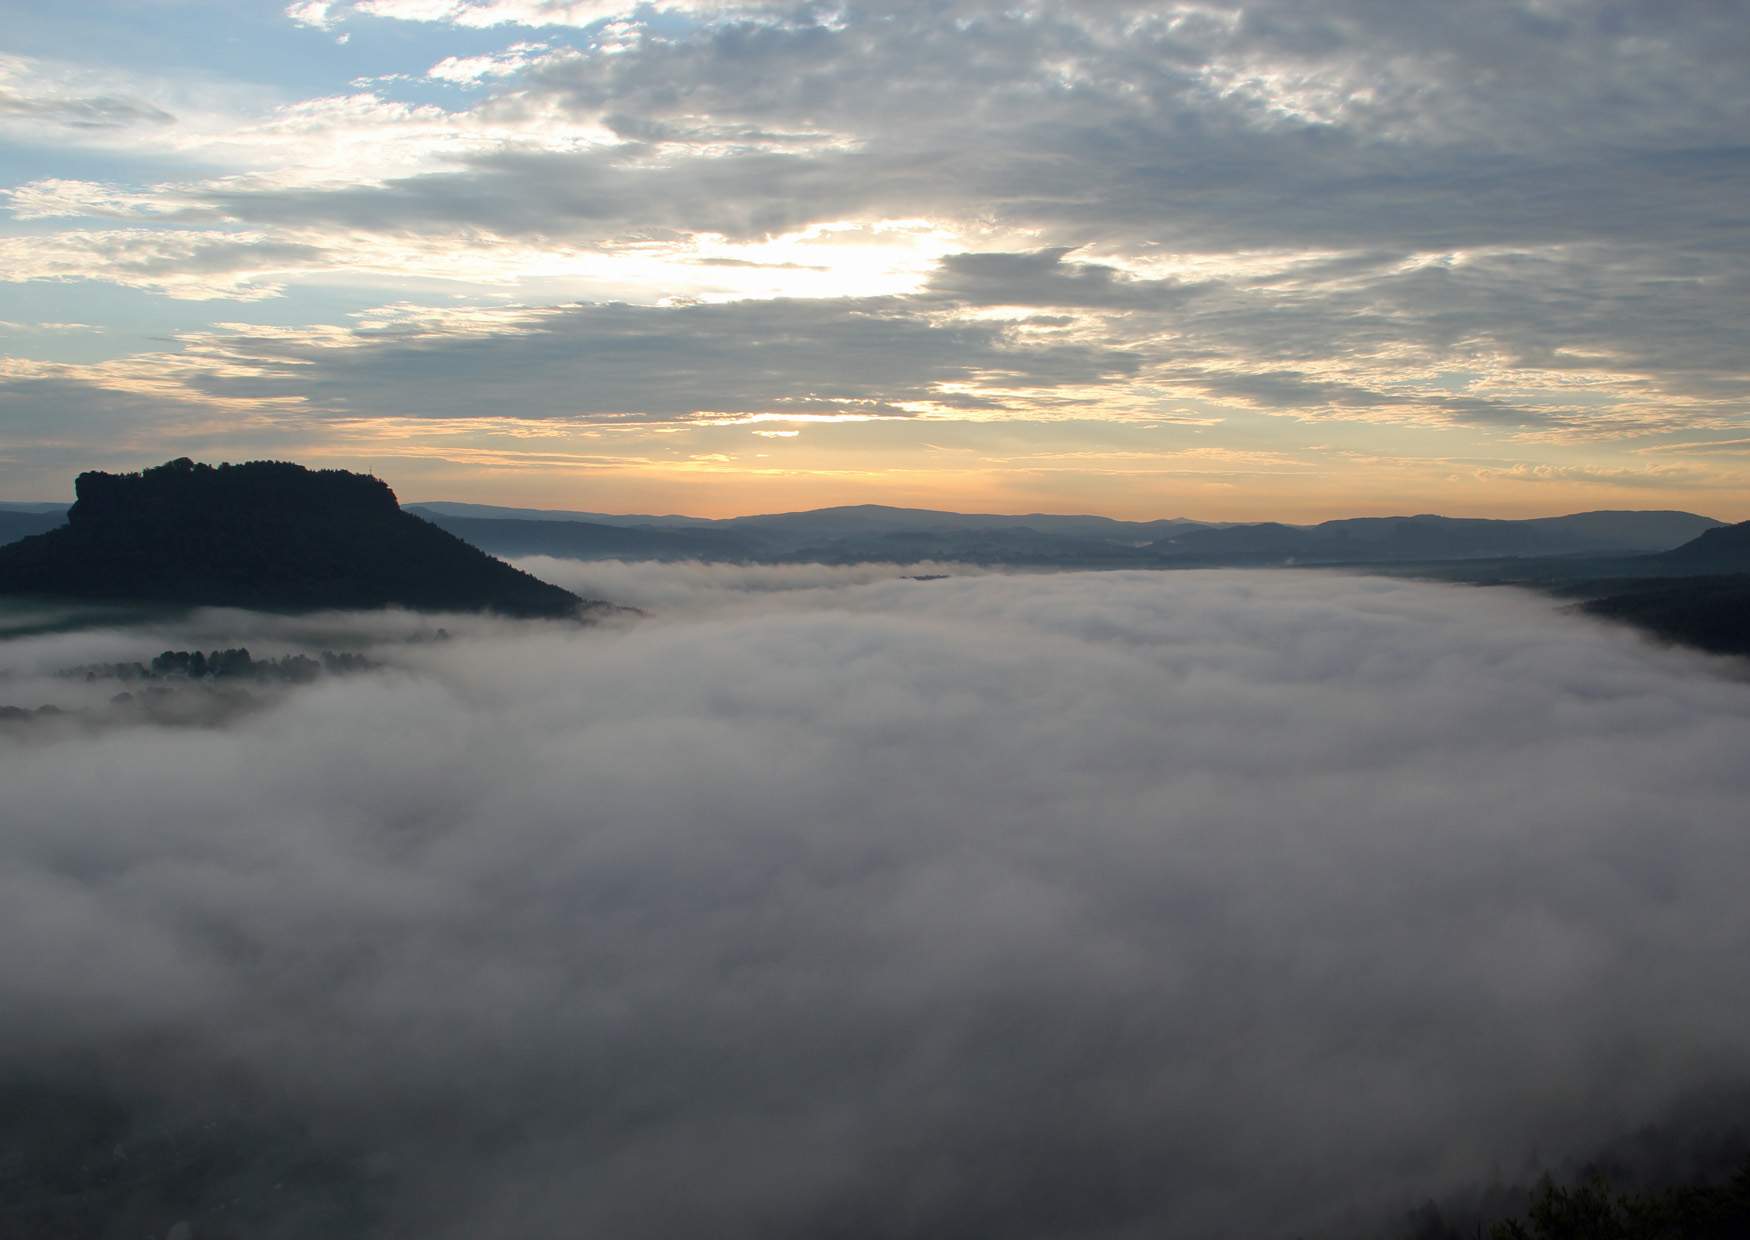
xmin=0 ymin=458 xmax=584 ymax=617
xmin=403 ymin=502 xmax=1727 ymax=568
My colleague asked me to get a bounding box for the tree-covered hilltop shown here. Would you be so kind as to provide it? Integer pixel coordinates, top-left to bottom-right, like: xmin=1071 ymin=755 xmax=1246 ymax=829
xmin=0 ymin=458 xmax=586 ymax=618
xmin=1397 ymin=1156 xmax=1750 ymax=1240
xmin=1489 ymin=1161 xmax=1750 ymax=1240
xmin=1578 ymin=576 xmax=1750 ymax=657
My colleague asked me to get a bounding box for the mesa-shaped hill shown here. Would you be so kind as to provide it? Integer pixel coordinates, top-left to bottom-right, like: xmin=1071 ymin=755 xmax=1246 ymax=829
xmin=0 ymin=458 xmax=584 ymax=617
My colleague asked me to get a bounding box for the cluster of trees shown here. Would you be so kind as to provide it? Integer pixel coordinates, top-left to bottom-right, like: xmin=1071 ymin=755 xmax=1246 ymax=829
xmin=1486 ymin=1162 xmax=1750 ymax=1240
xmin=1581 ymin=577 xmax=1750 ymax=656
xmin=1399 ymin=1157 xmax=1750 ymax=1240
xmin=67 ymin=647 xmax=374 ymax=684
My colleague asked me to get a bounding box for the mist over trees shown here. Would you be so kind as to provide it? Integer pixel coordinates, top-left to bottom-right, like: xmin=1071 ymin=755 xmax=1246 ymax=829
xmin=3 ymin=567 xmax=1750 ymax=1238
xmin=64 ymin=647 xmax=376 ymax=684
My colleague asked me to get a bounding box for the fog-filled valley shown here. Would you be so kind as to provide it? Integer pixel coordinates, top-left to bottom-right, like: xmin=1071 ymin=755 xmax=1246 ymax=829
xmin=10 ymin=0 xmax=1749 ymax=1231
xmin=5 ymin=565 xmax=1750 ymax=1238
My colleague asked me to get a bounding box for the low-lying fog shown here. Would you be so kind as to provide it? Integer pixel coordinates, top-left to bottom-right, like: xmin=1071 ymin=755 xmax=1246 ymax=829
xmin=4 ymin=565 xmax=1749 ymax=1238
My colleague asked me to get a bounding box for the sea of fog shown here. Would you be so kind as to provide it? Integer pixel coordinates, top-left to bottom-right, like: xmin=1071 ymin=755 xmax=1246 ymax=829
xmin=4 ymin=565 xmax=1750 ymax=1238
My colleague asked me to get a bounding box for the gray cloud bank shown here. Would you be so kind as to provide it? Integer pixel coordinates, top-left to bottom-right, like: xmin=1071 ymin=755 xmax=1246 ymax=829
xmin=4 ymin=569 xmax=1750 ymax=1237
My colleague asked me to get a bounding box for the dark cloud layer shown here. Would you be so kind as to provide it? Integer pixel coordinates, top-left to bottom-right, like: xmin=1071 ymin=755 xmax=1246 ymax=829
xmin=4 ymin=568 xmax=1750 ymax=1237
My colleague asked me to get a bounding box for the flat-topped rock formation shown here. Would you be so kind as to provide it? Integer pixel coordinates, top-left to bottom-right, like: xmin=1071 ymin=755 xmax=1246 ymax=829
xmin=0 ymin=458 xmax=585 ymax=618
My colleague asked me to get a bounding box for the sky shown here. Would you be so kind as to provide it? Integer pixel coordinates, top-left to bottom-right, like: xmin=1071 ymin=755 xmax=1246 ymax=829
xmin=1 ymin=0 xmax=1747 ymax=520
xmin=7 ymin=566 xmax=1750 ymax=1236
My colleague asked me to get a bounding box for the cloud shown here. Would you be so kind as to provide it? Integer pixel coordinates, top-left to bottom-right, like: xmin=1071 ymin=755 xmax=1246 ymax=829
xmin=0 ymin=87 xmax=174 ymax=130
xmin=513 ymin=556 xmax=994 ymax=612
xmin=925 ymin=248 xmax=1203 ymax=311
xmin=0 ymin=53 xmax=177 ymax=133
xmin=1471 ymin=462 xmax=1712 ymax=489
xmin=346 ymin=0 xmax=727 ymax=28
xmin=286 ymin=0 xmax=342 ymax=30
xmin=10 ymin=297 xmax=1141 ymax=423
xmin=0 ymin=229 xmax=330 ymax=301
xmin=1642 ymin=437 xmax=1750 ymax=458
xmin=11 ymin=2 xmax=1746 ymax=443
xmin=5 ymin=1 xmax=1748 ymax=487
xmin=4 ymin=569 xmax=1750 ymax=1237
xmin=0 ymin=321 xmax=102 ymax=334
xmin=427 ymin=42 xmax=554 ymax=86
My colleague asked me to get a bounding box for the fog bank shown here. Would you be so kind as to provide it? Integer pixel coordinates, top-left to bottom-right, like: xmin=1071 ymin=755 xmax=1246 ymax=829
xmin=3 ymin=568 xmax=1749 ymax=1238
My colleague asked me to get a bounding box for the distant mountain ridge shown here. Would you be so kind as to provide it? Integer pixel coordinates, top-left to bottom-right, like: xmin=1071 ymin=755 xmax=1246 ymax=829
xmin=407 ymin=500 xmax=720 ymax=528
xmin=407 ymin=500 xmax=1208 ymax=541
xmin=402 ymin=502 xmax=1723 ymax=567
xmin=0 ymin=459 xmax=585 ymax=617
xmin=421 ymin=514 xmax=754 ymax=562
xmin=1149 ymin=511 xmax=1722 ymax=563
xmin=2 ymin=488 xmax=1729 ymax=569
xmin=0 ymin=509 xmax=67 ymax=546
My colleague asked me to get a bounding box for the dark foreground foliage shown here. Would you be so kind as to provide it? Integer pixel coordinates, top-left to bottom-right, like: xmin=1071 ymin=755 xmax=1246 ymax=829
xmin=1485 ymin=1159 xmax=1750 ymax=1240
xmin=1396 ymin=1144 xmax=1750 ymax=1240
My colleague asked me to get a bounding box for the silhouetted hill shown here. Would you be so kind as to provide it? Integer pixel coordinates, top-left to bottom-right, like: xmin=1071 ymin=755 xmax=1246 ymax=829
xmin=1150 ymin=511 xmax=1722 ymax=563
xmin=415 ymin=513 xmax=756 ymax=561
xmin=1559 ymin=524 xmax=1750 ymax=655
xmin=406 ymin=500 xmax=1719 ymax=567
xmin=0 ymin=508 xmax=67 ymax=546
xmin=408 ymin=501 xmax=1210 ymax=563
xmin=0 ymin=459 xmax=583 ymax=617
xmin=1521 ymin=509 xmax=1727 ymax=550
xmin=407 ymin=500 xmax=718 ymax=528
xmin=715 ymin=503 xmax=1204 ymax=542
xmin=1578 ymin=576 xmax=1750 ymax=657
xmin=1656 ymin=520 xmax=1750 ymax=569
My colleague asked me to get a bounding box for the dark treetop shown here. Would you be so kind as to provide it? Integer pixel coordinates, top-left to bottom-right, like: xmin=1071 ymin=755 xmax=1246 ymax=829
xmin=0 ymin=458 xmax=583 ymax=618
